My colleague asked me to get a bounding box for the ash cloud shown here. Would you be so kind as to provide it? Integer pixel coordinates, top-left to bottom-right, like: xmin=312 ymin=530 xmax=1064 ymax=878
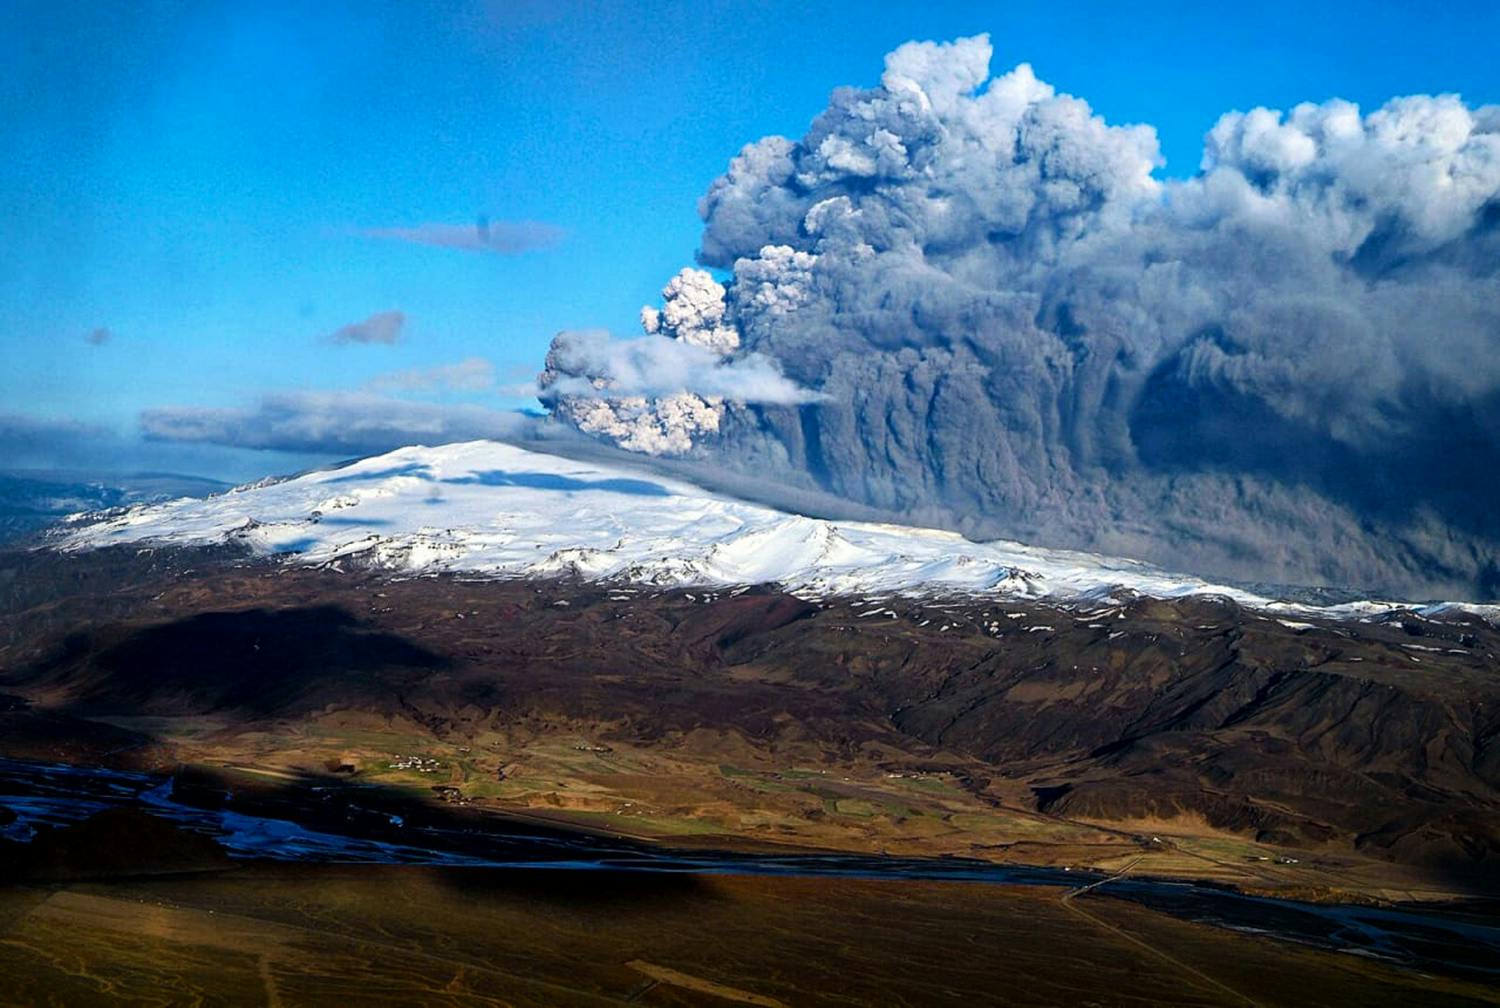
xmin=547 ymin=34 xmax=1500 ymax=599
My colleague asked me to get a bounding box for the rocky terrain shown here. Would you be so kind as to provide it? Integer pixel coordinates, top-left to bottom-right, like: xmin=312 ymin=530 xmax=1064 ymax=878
xmin=3 ymin=545 xmax=1497 ymax=899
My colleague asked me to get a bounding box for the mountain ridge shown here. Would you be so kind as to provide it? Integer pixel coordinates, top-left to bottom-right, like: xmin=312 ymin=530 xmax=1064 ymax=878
xmin=50 ymin=439 xmax=1500 ymax=621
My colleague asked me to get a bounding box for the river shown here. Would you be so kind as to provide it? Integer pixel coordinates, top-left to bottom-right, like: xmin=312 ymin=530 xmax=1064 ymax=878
xmin=2 ymin=755 xmax=1496 ymax=983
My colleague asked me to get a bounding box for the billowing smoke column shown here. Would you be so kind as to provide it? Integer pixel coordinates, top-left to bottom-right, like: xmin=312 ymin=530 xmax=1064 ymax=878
xmin=539 ymin=268 xmax=818 ymax=454
xmin=543 ymin=35 xmax=1500 ymax=599
xmin=546 ymin=268 xmax=734 ymax=454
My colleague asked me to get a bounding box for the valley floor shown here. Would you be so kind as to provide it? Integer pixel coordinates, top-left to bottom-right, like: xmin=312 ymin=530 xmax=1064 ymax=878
xmin=3 ymin=547 xmax=1500 ymax=1001
xmin=2 ymin=864 xmax=1496 ymax=1007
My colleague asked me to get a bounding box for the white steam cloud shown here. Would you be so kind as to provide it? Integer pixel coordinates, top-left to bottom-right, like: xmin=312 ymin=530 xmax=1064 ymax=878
xmin=540 ymin=330 xmax=815 ymax=404
xmin=539 ymin=267 xmax=820 ymax=455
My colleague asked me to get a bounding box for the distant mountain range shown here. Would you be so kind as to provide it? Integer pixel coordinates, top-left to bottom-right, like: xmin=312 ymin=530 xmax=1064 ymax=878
xmin=0 ymin=470 xmax=229 ymax=546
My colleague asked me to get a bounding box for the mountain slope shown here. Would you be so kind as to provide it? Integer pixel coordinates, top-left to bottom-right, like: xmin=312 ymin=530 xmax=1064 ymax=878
xmin=20 ymin=440 xmax=1500 ymax=889
xmin=0 ymin=470 xmax=227 ymax=545
xmin=3 ymin=556 xmax=1499 ymax=892
xmin=51 ymin=440 xmax=1495 ymax=618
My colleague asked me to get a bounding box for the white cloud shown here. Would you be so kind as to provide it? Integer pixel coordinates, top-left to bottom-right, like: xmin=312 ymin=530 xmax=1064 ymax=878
xmin=538 ymin=329 xmax=819 ymax=405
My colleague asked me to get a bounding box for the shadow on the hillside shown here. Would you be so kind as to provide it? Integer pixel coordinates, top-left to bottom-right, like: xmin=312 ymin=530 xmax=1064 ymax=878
xmin=12 ymin=606 xmax=448 ymax=718
xmin=325 ymin=463 xmax=435 ymax=484
xmin=0 ymin=752 xmax=718 ymax=909
xmin=317 ymin=464 xmax=673 ymax=500
xmin=443 ymin=470 xmax=672 ymax=497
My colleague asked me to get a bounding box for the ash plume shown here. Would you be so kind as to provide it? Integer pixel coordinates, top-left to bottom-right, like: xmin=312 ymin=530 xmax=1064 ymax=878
xmin=538 ymin=269 xmax=819 ymax=455
xmin=543 ymin=34 xmax=1500 ymax=599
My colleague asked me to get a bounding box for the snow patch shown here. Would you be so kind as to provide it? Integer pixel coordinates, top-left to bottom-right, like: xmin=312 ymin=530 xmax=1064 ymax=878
xmin=52 ymin=440 xmax=1500 ymax=621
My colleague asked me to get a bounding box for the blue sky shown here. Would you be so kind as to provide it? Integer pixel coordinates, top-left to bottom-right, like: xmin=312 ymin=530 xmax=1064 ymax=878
xmin=4 ymin=0 xmax=1498 ymax=479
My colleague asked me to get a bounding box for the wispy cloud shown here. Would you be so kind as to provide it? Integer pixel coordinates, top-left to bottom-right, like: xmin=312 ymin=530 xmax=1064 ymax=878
xmin=365 ymin=357 xmax=496 ymax=394
xmin=360 ymin=217 xmax=564 ymax=255
xmin=141 ymin=391 xmax=531 ymax=455
xmin=328 ymin=309 xmax=405 ymax=345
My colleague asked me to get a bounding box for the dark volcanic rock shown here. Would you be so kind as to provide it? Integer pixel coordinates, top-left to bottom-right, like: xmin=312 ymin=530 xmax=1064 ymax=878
xmin=2 ymin=552 xmax=1499 ymax=884
xmin=676 ymin=591 xmax=818 ymax=656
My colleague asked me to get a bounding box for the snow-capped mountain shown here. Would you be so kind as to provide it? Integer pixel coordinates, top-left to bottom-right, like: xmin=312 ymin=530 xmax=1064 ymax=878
xmin=51 ymin=440 xmax=1493 ymax=620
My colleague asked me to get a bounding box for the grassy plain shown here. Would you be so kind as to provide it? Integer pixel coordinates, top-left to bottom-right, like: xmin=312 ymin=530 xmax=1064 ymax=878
xmin=2 ymin=865 xmax=1495 ymax=1007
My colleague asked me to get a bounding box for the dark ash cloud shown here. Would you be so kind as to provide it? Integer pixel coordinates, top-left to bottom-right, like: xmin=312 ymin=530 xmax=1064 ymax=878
xmin=544 ymin=34 xmax=1500 ymax=601
xmin=361 ymin=217 xmax=564 ymax=255
xmin=141 ymin=391 xmax=531 ymax=455
xmin=328 ymin=310 xmax=406 ymax=345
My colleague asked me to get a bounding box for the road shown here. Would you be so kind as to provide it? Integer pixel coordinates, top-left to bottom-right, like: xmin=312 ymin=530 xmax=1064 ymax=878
xmin=1060 ymin=857 xmax=1263 ymax=1008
